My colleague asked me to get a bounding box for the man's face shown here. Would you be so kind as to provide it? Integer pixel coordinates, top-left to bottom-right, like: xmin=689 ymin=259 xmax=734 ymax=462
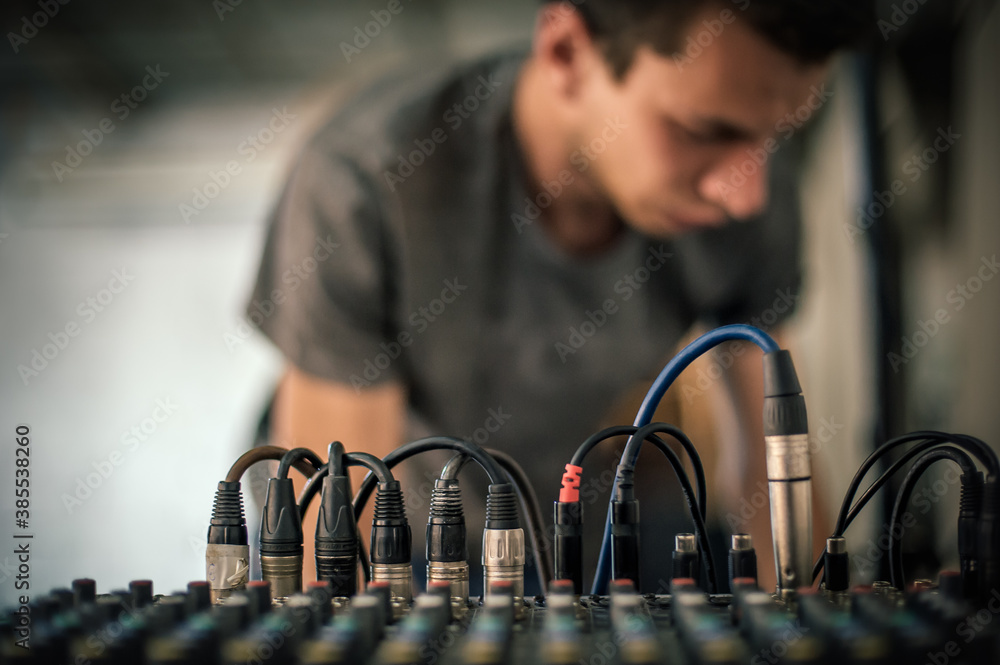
xmin=571 ymin=7 xmax=830 ymax=237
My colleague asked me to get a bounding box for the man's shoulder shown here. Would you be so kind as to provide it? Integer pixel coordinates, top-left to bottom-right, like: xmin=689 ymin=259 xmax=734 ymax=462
xmin=306 ymin=48 xmax=527 ymax=173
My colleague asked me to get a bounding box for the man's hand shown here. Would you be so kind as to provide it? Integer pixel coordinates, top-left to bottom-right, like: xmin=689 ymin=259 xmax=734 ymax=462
xmin=269 ymin=364 xmax=406 ymax=587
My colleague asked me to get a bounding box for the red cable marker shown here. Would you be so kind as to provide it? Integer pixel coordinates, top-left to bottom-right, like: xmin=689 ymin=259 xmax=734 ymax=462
xmin=559 ymin=464 xmax=583 ymax=503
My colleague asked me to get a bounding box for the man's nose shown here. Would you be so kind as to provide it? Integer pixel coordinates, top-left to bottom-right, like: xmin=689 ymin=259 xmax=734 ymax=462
xmin=698 ymin=148 xmax=770 ymax=220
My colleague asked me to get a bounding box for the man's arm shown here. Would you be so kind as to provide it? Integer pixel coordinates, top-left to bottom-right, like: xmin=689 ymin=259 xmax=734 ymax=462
xmin=269 ymin=364 xmax=406 ymax=586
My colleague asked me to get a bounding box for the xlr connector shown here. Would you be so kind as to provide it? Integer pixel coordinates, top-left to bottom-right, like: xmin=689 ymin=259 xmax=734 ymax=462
xmin=370 ymin=480 xmax=413 ymax=617
xmin=259 ymin=477 xmax=303 ymax=600
xmin=316 ymin=473 xmax=359 ymax=598
xmin=483 ymin=483 xmax=525 ymax=617
xmin=426 ymin=478 xmax=469 ymax=617
xmin=206 ymin=481 xmax=249 ymax=603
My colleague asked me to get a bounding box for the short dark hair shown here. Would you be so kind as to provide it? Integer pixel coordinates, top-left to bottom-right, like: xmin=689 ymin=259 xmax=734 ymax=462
xmin=554 ymin=0 xmax=874 ymax=78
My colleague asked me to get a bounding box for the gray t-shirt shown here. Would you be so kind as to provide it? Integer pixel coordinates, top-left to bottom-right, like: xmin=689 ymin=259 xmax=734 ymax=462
xmin=248 ymin=49 xmax=801 ymax=587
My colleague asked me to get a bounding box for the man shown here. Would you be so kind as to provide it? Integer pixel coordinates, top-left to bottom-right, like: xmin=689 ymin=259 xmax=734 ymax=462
xmin=248 ymin=0 xmax=870 ymax=591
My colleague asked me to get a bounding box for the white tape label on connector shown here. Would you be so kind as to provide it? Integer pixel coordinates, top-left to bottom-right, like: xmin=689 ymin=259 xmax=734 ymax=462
xmin=206 ymin=544 xmax=249 ymax=589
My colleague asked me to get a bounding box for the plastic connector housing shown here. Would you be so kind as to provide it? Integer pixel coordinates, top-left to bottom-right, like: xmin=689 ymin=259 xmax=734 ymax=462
xmin=315 ymin=474 xmax=359 ymax=597
xmin=259 ymin=478 xmax=303 ymax=600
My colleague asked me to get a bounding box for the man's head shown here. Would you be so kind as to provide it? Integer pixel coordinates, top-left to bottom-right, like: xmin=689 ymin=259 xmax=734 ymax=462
xmin=567 ymin=0 xmax=871 ymax=80
xmin=523 ymin=0 xmax=872 ymax=240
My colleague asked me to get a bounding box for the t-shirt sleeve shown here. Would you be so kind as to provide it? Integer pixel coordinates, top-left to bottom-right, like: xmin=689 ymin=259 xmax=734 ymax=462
xmin=246 ymin=145 xmax=402 ymax=386
xmin=674 ymin=145 xmax=804 ymax=330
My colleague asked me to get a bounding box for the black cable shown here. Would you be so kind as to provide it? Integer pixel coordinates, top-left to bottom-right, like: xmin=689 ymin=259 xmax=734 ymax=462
xmin=277 ymin=447 xmax=324 ymax=480
xmin=441 ymin=452 xmax=471 ymax=481
xmin=297 ymin=453 xmax=395 ymax=519
xmin=836 ymin=432 xmax=997 ymax=536
xmin=352 ymin=436 xmax=507 ymax=519
xmin=629 ymin=423 xmax=719 ymax=594
xmin=835 ymin=433 xmax=941 ymax=535
xmin=839 ymin=440 xmax=945 ymax=535
xmin=298 ymin=468 xmax=325 ymax=516
xmin=812 ymin=433 xmax=994 ymax=582
xmin=949 ymin=433 xmax=999 ymax=474
xmin=346 ymin=452 xmax=393 ymax=484
xmin=571 ymin=424 xmax=707 ymax=521
xmin=343 ymin=437 xmax=505 ymax=586
xmin=225 ymin=445 xmax=316 ymax=483
xmin=889 ymin=446 xmax=976 ymax=590
xmin=571 ymin=425 xmax=634 ymax=467
xmin=812 ymin=438 xmax=942 ymax=582
xmin=485 ymin=447 xmax=553 ymax=591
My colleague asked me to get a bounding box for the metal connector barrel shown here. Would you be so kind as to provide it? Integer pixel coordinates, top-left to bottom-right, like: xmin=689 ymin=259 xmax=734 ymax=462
xmin=206 ymin=481 xmax=249 ymax=603
xmin=371 ymin=562 xmax=413 ymax=619
xmin=765 ymin=433 xmax=812 ymax=597
xmin=484 ymin=484 xmax=525 ymax=616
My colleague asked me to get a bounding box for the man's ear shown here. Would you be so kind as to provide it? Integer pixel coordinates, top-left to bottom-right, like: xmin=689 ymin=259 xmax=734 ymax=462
xmin=531 ymin=2 xmax=604 ymax=100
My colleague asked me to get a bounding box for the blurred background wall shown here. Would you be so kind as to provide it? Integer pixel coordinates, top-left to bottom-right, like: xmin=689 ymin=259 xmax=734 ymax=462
xmin=0 ymin=0 xmax=996 ymax=604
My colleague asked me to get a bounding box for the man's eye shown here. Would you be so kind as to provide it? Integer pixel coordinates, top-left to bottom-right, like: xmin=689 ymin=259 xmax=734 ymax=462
xmin=674 ymin=122 xmax=719 ymax=144
xmin=685 ymin=128 xmax=717 ymax=143
xmin=675 ymin=121 xmax=746 ymax=145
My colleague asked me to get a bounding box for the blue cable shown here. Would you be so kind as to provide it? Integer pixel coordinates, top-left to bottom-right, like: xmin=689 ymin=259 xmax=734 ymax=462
xmin=590 ymin=324 xmax=779 ymax=594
